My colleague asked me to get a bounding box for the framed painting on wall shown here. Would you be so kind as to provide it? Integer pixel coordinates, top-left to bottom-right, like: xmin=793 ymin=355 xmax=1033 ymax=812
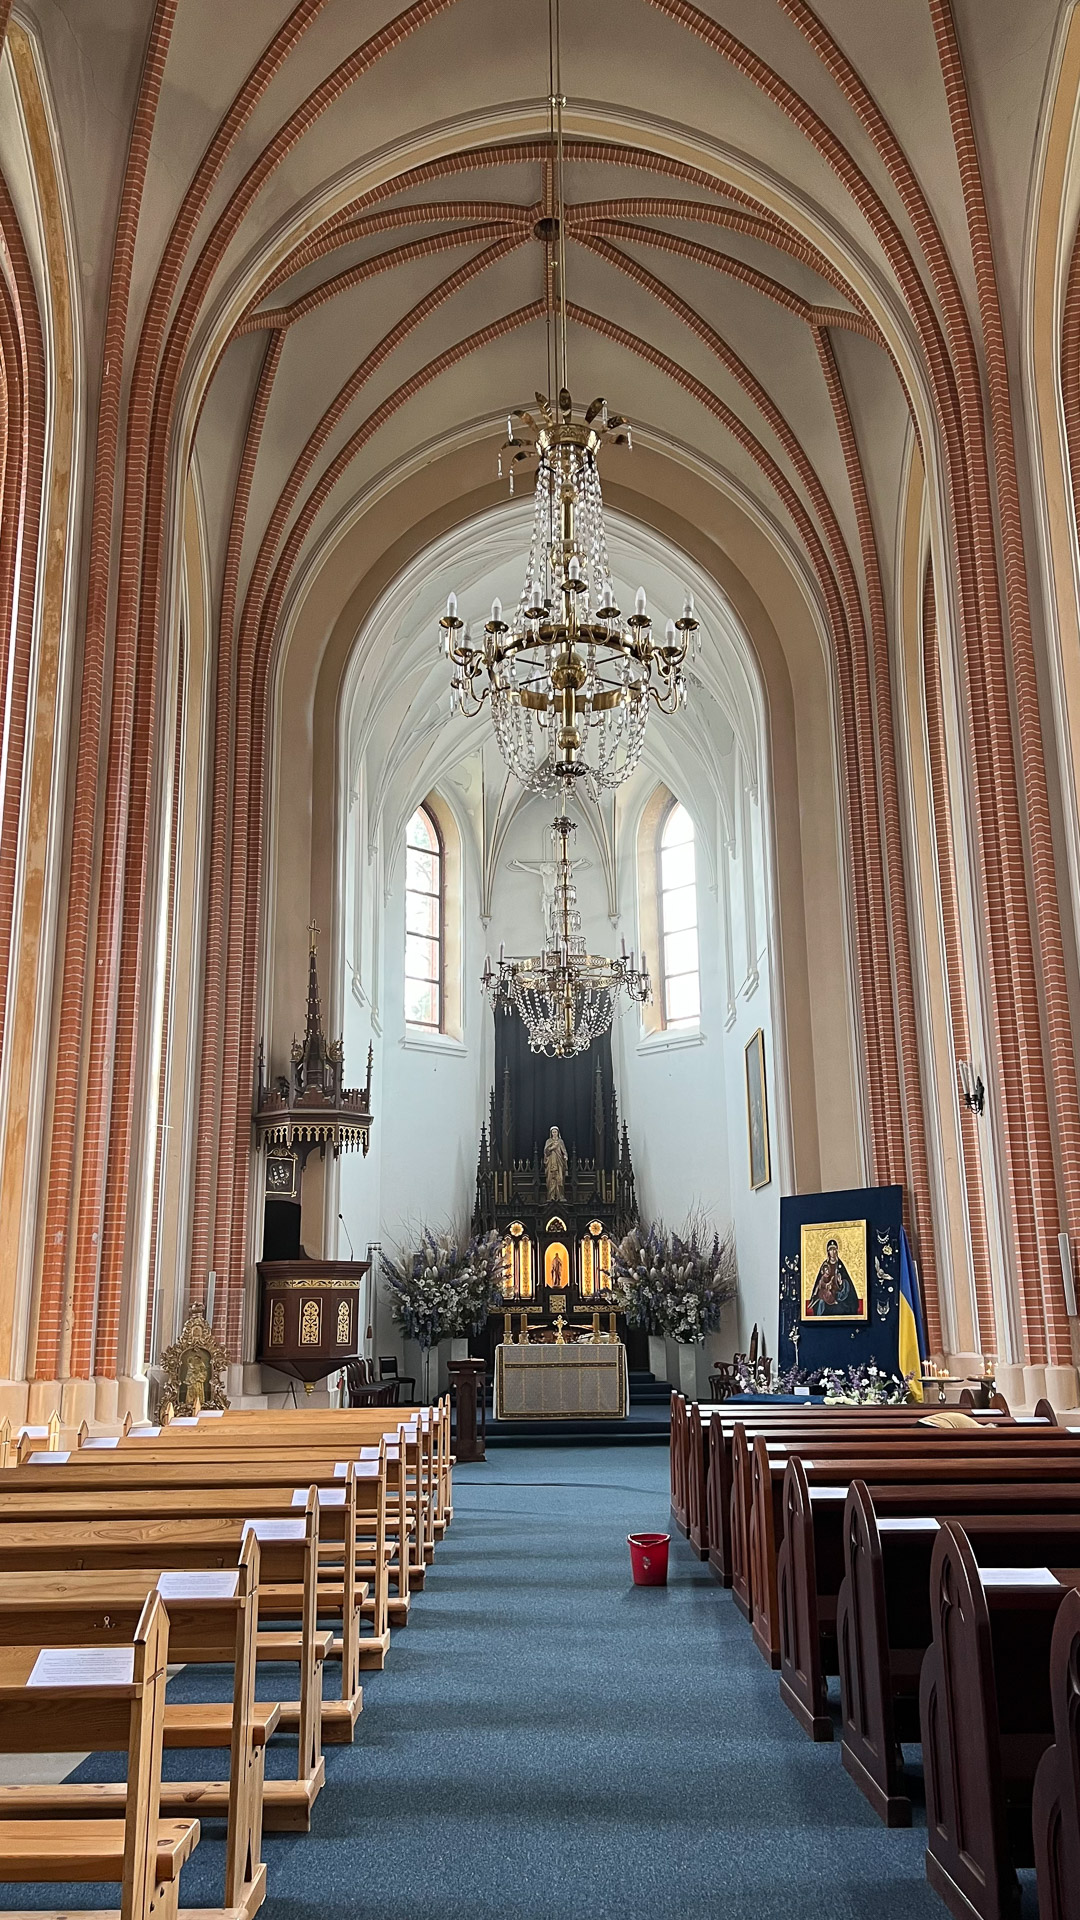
xmin=744 ymin=1027 xmax=771 ymax=1190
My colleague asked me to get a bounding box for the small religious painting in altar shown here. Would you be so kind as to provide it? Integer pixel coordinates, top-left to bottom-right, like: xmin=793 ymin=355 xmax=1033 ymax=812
xmin=544 ymin=1241 xmax=572 ymax=1291
xmin=581 ymin=1220 xmax=613 ymax=1296
xmin=800 ymin=1221 xmax=867 ymax=1320
xmin=744 ymin=1028 xmax=771 ymax=1190
xmin=160 ymin=1306 xmax=230 ymax=1416
xmin=501 ymin=1221 xmax=534 ymax=1299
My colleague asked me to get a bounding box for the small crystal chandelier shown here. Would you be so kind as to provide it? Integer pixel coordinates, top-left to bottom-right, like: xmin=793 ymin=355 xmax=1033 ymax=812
xmin=482 ymin=816 xmax=651 ymax=1058
xmin=438 ymin=2 xmax=699 ymax=798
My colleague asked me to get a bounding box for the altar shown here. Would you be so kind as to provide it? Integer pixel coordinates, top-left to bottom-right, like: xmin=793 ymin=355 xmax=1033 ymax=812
xmin=494 ymin=1342 xmax=628 ymax=1419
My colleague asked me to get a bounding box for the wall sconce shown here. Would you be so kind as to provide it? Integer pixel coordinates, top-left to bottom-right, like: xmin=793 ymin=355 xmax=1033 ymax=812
xmin=957 ymin=1060 xmax=985 ymax=1115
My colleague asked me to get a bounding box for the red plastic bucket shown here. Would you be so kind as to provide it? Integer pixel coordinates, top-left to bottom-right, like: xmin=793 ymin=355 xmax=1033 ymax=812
xmin=628 ymin=1531 xmax=670 ymax=1585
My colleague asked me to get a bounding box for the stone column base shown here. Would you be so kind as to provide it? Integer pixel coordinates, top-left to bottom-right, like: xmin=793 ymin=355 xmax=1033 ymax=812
xmin=1023 ymin=1364 xmax=1048 ymax=1408
xmin=993 ymin=1363 xmax=1026 ymax=1410
xmin=27 ymin=1377 xmax=63 ymax=1423
xmin=113 ymin=1376 xmax=149 ymax=1425
xmin=1043 ymin=1364 xmax=1080 ymax=1412
xmin=0 ymin=1380 xmax=29 ymax=1424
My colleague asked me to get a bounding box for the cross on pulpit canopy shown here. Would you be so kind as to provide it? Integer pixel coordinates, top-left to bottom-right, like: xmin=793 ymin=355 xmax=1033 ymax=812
xmin=308 ymin=918 xmax=319 ymax=951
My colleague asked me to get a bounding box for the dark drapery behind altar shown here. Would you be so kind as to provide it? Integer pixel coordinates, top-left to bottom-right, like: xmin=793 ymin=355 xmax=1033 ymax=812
xmin=492 ymin=1004 xmax=617 ymax=1164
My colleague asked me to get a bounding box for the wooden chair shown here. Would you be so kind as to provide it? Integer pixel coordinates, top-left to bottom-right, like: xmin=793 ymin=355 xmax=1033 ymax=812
xmin=0 ymin=1591 xmax=200 ymax=1920
xmin=379 ymin=1356 xmax=416 ymax=1403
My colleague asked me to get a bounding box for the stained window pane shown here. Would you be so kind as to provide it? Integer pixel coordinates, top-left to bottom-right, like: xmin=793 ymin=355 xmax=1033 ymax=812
xmin=660 ymin=840 xmax=696 ymax=890
xmin=405 ymin=934 xmax=439 ymax=982
xmin=661 ymin=883 xmax=697 ymax=933
xmin=406 ymin=889 xmax=439 ymax=937
xmin=404 ymin=979 xmax=438 ymax=1027
xmin=663 ymin=928 xmax=698 ymax=977
xmin=406 ymin=846 xmax=437 ymax=894
xmin=406 ymin=808 xmax=437 ymax=852
xmin=666 ymin=972 xmax=701 ymax=1023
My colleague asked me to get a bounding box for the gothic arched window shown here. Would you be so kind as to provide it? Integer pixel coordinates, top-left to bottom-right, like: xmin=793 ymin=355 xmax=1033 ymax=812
xmin=404 ymin=803 xmax=444 ymax=1030
xmin=658 ymin=799 xmax=700 ymax=1028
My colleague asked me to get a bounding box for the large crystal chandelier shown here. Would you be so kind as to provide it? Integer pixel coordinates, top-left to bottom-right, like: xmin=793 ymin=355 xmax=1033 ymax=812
xmin=438 ymin=1 xmax=699 ymax=798
xmin=481 ymin=816 xmax=651 ymax=1057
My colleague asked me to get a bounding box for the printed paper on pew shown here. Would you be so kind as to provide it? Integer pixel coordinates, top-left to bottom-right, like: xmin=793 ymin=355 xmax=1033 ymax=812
xmin=130 ymin=1427 xmax=162 ymax=1438
xmin=243 ymin=1517 xmax=306 ymax=1540
xmin=80 ymin=1437 xmax=120 ymax=1448
xmin=808 ymin=1485 xmax=847 ymax=1501
xmin=157 ymin=1571 xmax=239 ymax=1600
xmin=29 ymin=1647 xmax=135 ymax=1688
xmin=980 ymin=1567 xmax=1060 ymax=1588
xmin=293 ymin=1486 xmax=347 ymax=1506
xmin=878 ymin=1517 xmax=940 ymax=1533
xmin=28 ymin=1450 xmax=71 ymax=1464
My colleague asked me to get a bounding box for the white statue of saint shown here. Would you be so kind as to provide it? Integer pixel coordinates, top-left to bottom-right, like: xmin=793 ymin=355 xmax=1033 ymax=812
xmin=543 ymin=1124 xmax=568 ymax=1203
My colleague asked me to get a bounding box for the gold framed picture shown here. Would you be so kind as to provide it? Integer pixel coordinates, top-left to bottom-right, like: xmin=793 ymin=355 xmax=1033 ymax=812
xmin=800 ymin=1220 xmax=868 ymax=1321
xmin=744 ymin=1028 xmax=771 ymax=1190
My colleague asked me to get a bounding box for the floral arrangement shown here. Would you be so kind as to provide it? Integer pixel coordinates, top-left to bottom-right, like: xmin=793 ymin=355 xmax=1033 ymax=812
xmin=381 ymin=1227 xmax=504 ymax=1349
xmin=731 ymin=1356 xmax=911 ymax=1404
xmin=612 ymin=1213 xmax=737 ymax=1344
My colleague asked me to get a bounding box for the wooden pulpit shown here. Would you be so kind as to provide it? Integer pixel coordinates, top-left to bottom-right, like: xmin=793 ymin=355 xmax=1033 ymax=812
xmin=257 ymin=1259 xmax=369 ymax=1387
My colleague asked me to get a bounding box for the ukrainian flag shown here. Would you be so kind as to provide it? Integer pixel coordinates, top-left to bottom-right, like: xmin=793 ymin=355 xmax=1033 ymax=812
xmin=899 ymin=1227 xmax=927 ymax=1403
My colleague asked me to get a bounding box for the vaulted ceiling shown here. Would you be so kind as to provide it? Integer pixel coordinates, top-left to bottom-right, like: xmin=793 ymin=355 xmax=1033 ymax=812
xmin=43 ymin=0 xmax=1059 ymax=665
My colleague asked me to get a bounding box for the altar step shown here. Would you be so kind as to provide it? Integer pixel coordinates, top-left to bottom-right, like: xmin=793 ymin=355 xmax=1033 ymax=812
xmin=480 ymin=1371 xmax=673 ymax=1447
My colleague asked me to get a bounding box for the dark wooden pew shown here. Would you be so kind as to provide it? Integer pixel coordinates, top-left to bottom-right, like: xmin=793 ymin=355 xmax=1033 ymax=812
xmin=704 ymin=1404 xmax=1015 ymax=1587
xmin=832 ymin=1482 xmax=1080 ymax=1822
xmin=1032 ymin=1585 xmax=1080 ymax=1920
xmin=751 ymin=1434 xmax=1080 ymax=1667
xmin=920 ymin=1521 xmax=1080 ymax=1920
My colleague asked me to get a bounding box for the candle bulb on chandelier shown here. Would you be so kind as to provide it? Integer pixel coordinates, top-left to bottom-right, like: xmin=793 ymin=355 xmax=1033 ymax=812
xmin=665 ymin=618 xmax=676 ymax=647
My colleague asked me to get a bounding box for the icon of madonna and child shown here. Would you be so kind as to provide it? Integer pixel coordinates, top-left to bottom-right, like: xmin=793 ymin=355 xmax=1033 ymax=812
xmin=800 ymin=1221 xmax=868 ymax=1321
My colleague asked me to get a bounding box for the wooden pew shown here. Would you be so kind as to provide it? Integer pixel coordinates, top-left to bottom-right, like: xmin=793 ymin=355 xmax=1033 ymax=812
xmin=0 ymin=1537 xmax=265 ymax=1918
xmin=700 ymin=1402 xmax=1014 ymax=1586
xmin=103 ymin=1419 xmax=430 ymax=1599
xmin=4 ymin=1459 xmax=372 ymax=1731
xmin=0 ymin=1592 xmax=200 ymax=1920
xmin=920 ymin=1521 xmax=1080 ymax=1920
xmin=43 ymin=1436 xmax=408 ymax=1637
xmin=1032 ymin=1586 xmax=1080 ymax=1920
xmin=833 ymin=1481 xmax=1080 ymax=1820
xmin=0 ymin=1502 xmax=325 ymax=1828
xmin=745 ymin=1426 xmax=1079 ymax=1663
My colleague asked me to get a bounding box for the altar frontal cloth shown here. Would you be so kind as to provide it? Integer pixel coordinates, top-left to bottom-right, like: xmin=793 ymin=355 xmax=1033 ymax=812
xmin=495 ymin=1342 xmax=628 ymax=1419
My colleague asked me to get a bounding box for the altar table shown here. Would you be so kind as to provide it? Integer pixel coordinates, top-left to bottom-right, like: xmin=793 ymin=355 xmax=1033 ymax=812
xmin=494 ymin=1342 xmax=628 ymax=1419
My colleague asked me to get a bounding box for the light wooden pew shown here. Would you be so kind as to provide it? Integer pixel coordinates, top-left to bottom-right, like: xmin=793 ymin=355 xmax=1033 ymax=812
xmin=6 ymin=1461 xmax=370 ymax=1733
xmin=98 ymin=1428 xmax=425 ymax=1609
xmin=0 ymin=1591 xmax=200 ymax=1920
xmin=741 ymin=1429 xmax=1080 ymax=1666
xmin=0 ymin=1502 xmax=325 ymax=1828
xmin=834 ymin=1482 xmax=1080 ymax=1824
xmin=920 ymin=1521 xmax=1080 ymax=1920
xmin=51 ymin=1438 xmax=408 ymax=1636
xmin=0 ymin=1536 xmax=265 ymax=1919
xmin=1032 ymin=1586 xmax=1080 ymax=1920
xmin=132 ymin=1405 xmax=450 ymax=1559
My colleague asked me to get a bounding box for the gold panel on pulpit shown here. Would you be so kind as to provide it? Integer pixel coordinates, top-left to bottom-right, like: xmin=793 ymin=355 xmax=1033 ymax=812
xmin=544 ymin=1241 xmax=572 ymax=1291
xmin=501 ymin=1221 xmax=534 ymax=1299
xmin=581 ymin=1221 xmax=613 ymax=1296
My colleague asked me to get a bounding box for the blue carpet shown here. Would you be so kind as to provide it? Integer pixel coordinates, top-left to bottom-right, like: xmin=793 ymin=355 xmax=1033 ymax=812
xmin=4 ymin=1444 xmax=1030 ymax=1917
